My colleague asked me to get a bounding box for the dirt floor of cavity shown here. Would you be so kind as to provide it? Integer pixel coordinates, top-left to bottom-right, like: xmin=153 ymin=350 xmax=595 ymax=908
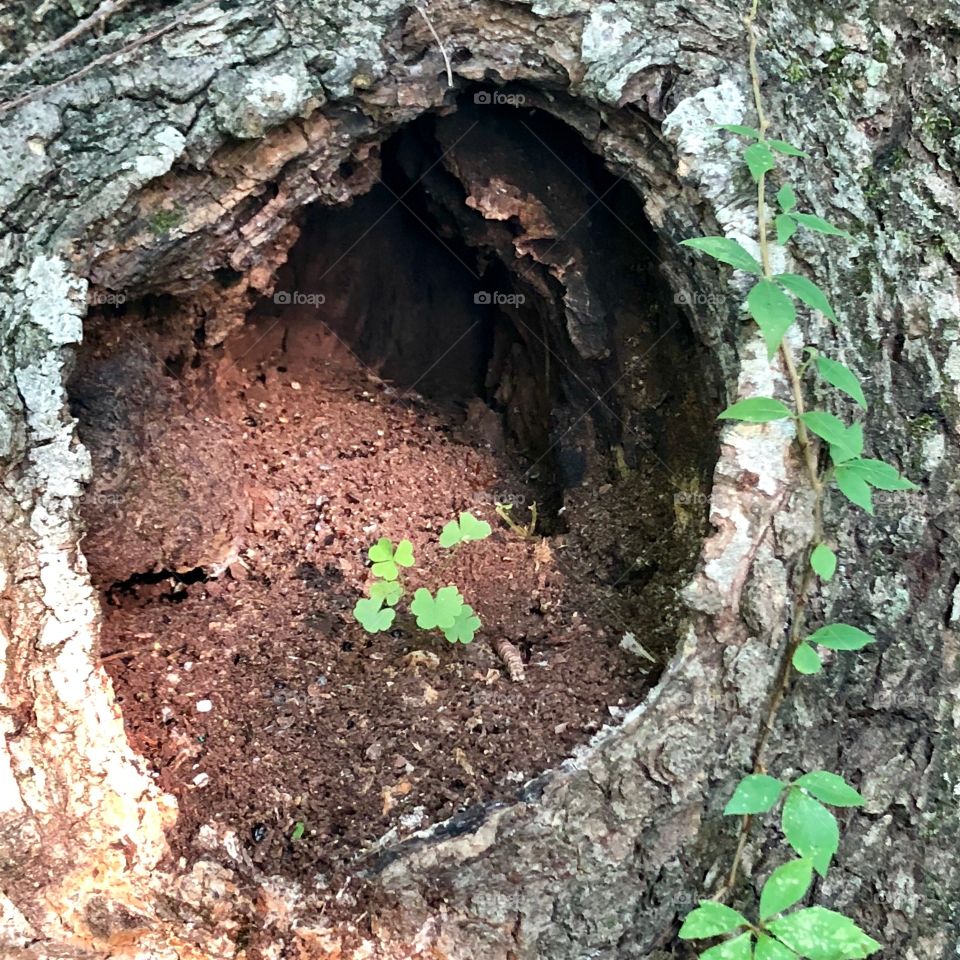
xmin=93 ymin=314 xmax=691 ymax=887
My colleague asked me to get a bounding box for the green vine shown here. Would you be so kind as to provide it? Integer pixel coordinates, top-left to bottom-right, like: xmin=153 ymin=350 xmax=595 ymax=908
xmin=678 ymin=2 xmax=916 ymax=958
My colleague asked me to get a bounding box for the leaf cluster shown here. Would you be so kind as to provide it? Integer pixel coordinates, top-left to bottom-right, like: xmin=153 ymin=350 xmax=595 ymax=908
xmin=351 ymin=513 xmax=490 ymax=644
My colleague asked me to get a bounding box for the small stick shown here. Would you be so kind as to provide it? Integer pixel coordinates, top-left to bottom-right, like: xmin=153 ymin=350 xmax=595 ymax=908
xmin=0 ymin=0 xmax=219 ymax=116
xmin=491 ymin=637 xmax=525 ymax=683
xmin=414 ymin=2 xmax=454 ymax=90
xmin=9 ymin=0 xmax=135 ymax=79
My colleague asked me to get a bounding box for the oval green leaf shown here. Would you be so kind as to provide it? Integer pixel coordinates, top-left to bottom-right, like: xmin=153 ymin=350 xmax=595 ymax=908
xmin=776 ymin=273 xmax=837 ymax=322
xmin=776 ymin=184 xmax=798 ymax=213
xmin=794 ymin=771 xmax=865 ymax=807
xmin=700 ymin=932 xmax=754 ymax=960
xmin=834 ymin=466 xmax=874 ymax=513
xmin=810 ymin=544 xmax=837 ymax=581
xmin=792 ymin=642 xmax=822 ymax=675
xmin=744 ymin=142 xmax=777 ymax=182
xmin=807 ymin=623 xmax=874 ymax=651
xmin=681 ymin=237 xmax=762 ymax=274
xmin=724 ymin=773 xmax=785 ymax=815
xmin=781 ymin=788 xmax=839 ymax=876
xmin=748 ymin=279 xmax=797 ymax=358
xmin=760 ymin=857 xmax=814 ymax=920
xmin=790 ymin=212 xmax=850 ymax=238
xmin=775 ymin=213 xmax=798 ymax=244
xmin=718 ymin=397 xmax=793 ymax=422
xmin=767 ymin=907 xmax=881 ymax=960
xmin=678 ymin=901 xmax=750 ymax=939
xmin=814 ymin=356 xmax=866 ymax=407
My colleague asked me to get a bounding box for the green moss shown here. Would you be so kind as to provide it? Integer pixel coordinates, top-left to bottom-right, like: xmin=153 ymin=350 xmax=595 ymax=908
xmin=147 ymin=206 xmax=185 ymax=236
xmin=784 ymin=59 xmax=810 ymax=84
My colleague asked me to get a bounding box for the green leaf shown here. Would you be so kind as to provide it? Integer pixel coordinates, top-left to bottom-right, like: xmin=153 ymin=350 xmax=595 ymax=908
xmin=353 ymin=597 xmax=396 ymax=633
xmin=370 ymin=579 xmax=403 ymax=606
xmin=290 ymin=821 xmax=305 ymax=841
xmin=777 ymin=184 xmax=798 ymax=213
xmin=810 ymin=544 xmax=837 ymax=581
xmin=794 ymin=771 xmax=865 ymax=807
xmin=840 ymin=458 xmax=917 ymax=491
xmin=748 ymin=279 xmax=797 ymax=358
xmin=718 ymin=397 xmax=793 ymax=422
xmin=800 ymin=411 xmax=861 ymax=462
xmin=368 ymin=538 xmax=394 ymax=563
xmin=442 ymin=603 xmax=481 ymax=644
xmin=790 ymin=212 xmax=850 ymax=238
xmin=814 ymin=356 xmax=866 ymax=407
xmin=701 ymin=932 xmax=754 ymax=960
xmin=767 ymin=139 xmax=809 ymax=157
xmin=807 ymin=623 xmax=874 ymax=651
xmin=756 ymin=934 xmax=799 ymax=960
xmin=792 ymin=643 xmax=822 ymax=674
xmin=458 ymin=511 xmax=492 ymax=541
xmin=744 ymin=142 xmax=777 ymax=182
xmin=760 ymin=858 xmax=814 ymax=919
xmin=834 ymin=466 xmax=874 ymax=513
xmin=776 ymin=273 xmax=837 ymax=322
xmin=718 ymin=124 xmax=762 ymax=138
xmin=410 ymin=586 xmax=464 ymax=630
xmin=781 ymin=788 xmax=839 ymax=876
xmin=368 ymin=537 xmax=412 ymax=581
xmin=679 ymin=901 xmax=750 ymax=939
xmin=767 ymin=907 xmax=881 ymax=959
xmin=393 ymin=539 xmax=415 ymax=567
xmin=681 ymin=237 xmax=763 ymax=274
xmin=439 ymin=519 xmax=461 ymax=548
xmin=725 ymin=774 xmax=785 ymax=815
xmin=775 ymin=214 xmax=798 ymax=244
xmin=829 ymin=422 xmax=863 ymax=465
xmin=440 ymin=512 xmax=493 ymax=547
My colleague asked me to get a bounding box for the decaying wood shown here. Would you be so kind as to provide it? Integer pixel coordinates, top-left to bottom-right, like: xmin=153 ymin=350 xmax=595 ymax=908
xmin=491 ymin=637 xmax=526 ymax=683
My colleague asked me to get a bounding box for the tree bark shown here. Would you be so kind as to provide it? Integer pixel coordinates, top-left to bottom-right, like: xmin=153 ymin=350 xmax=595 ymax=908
xmin=0 ymin=1 xmax=958 ymax=957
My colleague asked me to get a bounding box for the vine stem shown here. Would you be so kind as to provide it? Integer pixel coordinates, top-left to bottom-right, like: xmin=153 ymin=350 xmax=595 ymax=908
xmin=715 ymin=0 xmax=828 ymax=899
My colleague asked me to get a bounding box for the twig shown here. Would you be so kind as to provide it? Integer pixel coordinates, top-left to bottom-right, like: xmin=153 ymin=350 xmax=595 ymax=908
xmin=491 ymin=637 xmax=525 ymax=682
xmin=414 ymin=2 xmax=454 ymax=90
xmin=0 ymin=0 xmax=219 ymax=116
xmin=7 ymin=0 xmax=135 ymax=79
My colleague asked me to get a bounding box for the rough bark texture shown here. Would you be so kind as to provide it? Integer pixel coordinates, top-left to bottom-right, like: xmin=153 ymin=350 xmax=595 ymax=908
xmin=0 ymin=1 xmax=958 ymax=957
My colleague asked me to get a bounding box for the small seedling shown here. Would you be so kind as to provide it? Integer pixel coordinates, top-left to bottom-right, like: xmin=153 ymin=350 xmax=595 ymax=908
xmin=495 ymin=501 xmax=538 ymax=539
xmin=439 ymin=511 xmax=492 ymax=547
xmin=290 ymin=821 xmax=305 ymax=841
xmin=368 ymin=537 xmax=414 ymax=580
xmin=352 ymin=514 xmax=491 ymax=645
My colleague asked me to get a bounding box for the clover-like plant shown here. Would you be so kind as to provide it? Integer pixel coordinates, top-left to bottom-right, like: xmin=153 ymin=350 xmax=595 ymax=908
xmin=439 ymin=511 xmax=492 ymax=547
xmin=352 ymin=514 xmax=489 ymax=644
xmin=368 ymin=537 xmax=415 ymax=581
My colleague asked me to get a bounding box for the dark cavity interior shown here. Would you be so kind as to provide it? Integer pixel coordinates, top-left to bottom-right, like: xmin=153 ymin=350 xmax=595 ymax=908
xmin=69 ymin=99 xmax=720 ymax=888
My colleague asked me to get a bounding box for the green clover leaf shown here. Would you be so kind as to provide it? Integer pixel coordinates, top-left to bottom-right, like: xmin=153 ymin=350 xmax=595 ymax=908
xmin=439 ymin=512 xmax=493 ymax=548
xmin=370 ymin=580 xmax=403 ymax=606
xmin=410 ymin=586 xmax=465 ymax=630
xmin=353 ymin=597 xmax=396 ymax=633
xmin=368 ymin=537 xmax=415 ymax=580
xmin=442 ymin=604 xmax=481 ymax=644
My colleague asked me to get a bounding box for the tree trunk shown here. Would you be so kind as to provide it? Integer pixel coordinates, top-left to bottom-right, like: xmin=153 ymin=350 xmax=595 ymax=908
xmin=1 ymin=1 xmax=957 ymax=957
